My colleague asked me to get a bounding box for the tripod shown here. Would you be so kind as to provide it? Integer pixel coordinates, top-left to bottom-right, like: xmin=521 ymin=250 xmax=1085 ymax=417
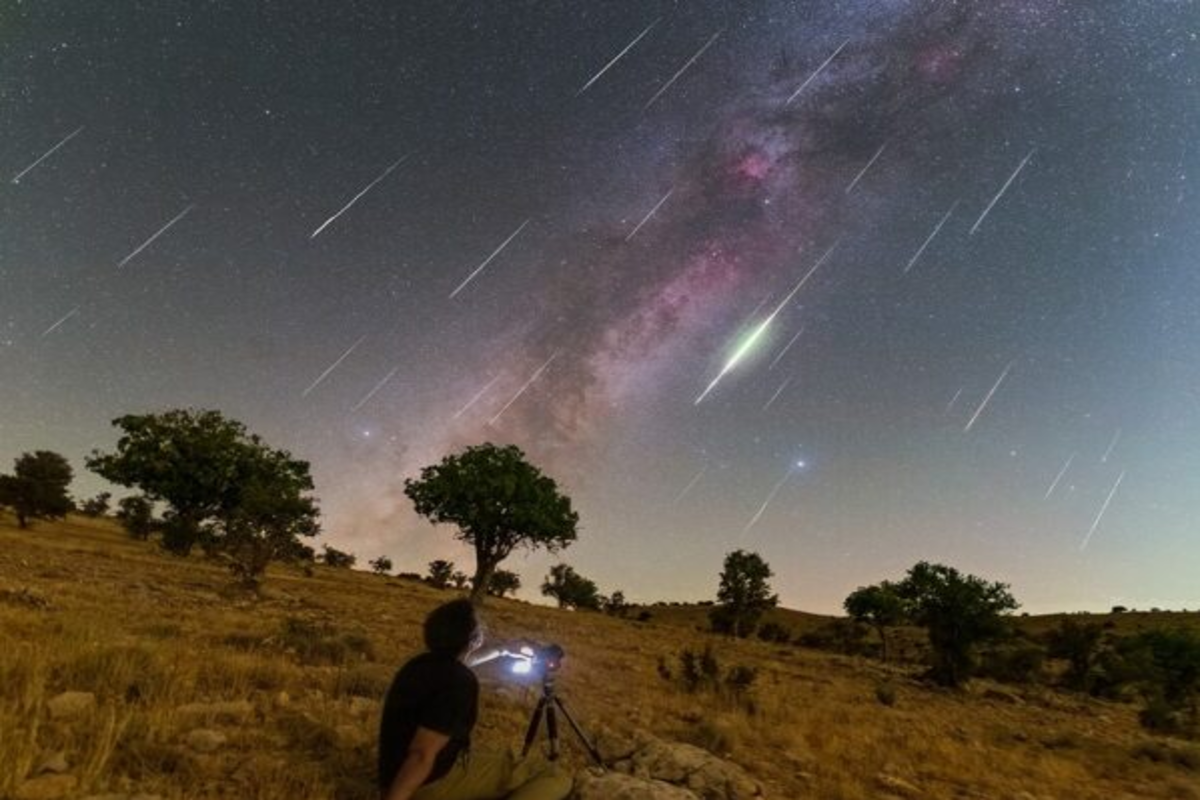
xmin=521 ymin=671 xmax=604 ymax=766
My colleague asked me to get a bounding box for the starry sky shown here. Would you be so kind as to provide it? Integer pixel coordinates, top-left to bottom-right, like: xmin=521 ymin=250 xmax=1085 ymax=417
xmin=2 ymin=1 xmax=1197 ymax=614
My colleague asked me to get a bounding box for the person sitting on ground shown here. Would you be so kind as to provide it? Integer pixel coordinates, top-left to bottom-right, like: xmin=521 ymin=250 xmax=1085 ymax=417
xmin=378 ymin=598 xmax=573 ymax=800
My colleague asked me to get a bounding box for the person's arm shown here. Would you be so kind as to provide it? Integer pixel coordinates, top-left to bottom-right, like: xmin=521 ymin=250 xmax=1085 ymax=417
xmin=465 ymin=639 xmax=535 ymax=668
xmin=382 ymin=726 xmax=450 ymax=800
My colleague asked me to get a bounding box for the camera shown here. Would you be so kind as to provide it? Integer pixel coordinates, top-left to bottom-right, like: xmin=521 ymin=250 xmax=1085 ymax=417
xmin=505 ymin=642 xmax=564 ymax=677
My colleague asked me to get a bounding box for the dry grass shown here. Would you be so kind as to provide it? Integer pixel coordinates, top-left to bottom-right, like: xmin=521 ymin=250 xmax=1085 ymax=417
xmin=1 ymin=513 xmax=1197 ymax=799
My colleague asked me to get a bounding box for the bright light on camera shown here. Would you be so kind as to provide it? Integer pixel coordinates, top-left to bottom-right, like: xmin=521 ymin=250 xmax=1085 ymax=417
xmin=511 ymin=659 xmax=532 ymax=675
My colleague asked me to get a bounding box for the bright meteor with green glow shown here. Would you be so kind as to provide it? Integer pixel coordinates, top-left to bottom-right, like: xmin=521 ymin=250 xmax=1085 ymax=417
xmin=694 ymin=241 xmax=839 ymax=404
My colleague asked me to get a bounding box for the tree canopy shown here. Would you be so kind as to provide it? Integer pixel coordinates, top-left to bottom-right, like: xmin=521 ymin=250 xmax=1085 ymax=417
xmin=0 ymin=451 xmax=74 ymax=529
xmin=894 ymin=561 xmax=1018 ymax=687
xmin=710 ymin=549 xmax=778 ymax=638
xmin=541 ymin=563 xmax=602 ymax=610
xmin=844 ymin=581 xmax=906 ymax=661
xmin=404 ymin=443 xmax=578 ymax=604
xmin=87 ymin=409 xmax=320 ymax=587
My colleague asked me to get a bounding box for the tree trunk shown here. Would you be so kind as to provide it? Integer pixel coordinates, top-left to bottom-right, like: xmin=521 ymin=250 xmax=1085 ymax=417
xmin=877 ymin=624 xmax=889 ymax=662
xmin=16 ymin=510 xmax=28 ymax=529
xmin=469 ymin=560 xmax=496 ymax=607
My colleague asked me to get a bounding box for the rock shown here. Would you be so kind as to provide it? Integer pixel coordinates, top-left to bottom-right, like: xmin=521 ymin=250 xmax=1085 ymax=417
xmin=876 ymin=774 xmax=922 ymax=797
xmin=573 ymin=770 xmax=701 ymax=800
xmin=46 ymin=691 xmax=95 ymax=720
xmin=176 ymin=700 xmax=254 ymax=722
xmin=14 ymin=774 xmax=78 ymax=800
xmin=185 ymin=728 xmax=227 ymax=753
xmin=36 ymin=751 xmax=69 ymax=775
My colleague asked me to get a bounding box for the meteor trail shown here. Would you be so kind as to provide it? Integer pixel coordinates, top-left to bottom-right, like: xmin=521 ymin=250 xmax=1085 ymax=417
xmin=1081 ymin=470 xmax=1126 ymax=550
xmin=625 ymin=188 xmax=673 ymax=242
xmin=1101 ymin=428 xmax=1121 ymax=463
xmin=576 ymin=19 xmax=658 ymax=96
xmin=695 ymin=241 xmax=838 ymax=404
xmin=351 ymin=366 xmax=399 ymax=412
xmin=743 ymin=468 xmax=795 ymax=536
xmin=970 ymin=149 xmax=1036 ymax=235
xmin=768 ymin=326 xmax=804 ymax=370
xmin=310 ymin=153 xmax=411 ymax=239
xmin=1044 ymin=453 xmax=1076 ymax=500
xmin=762 ymin=377 xmax=792 ymax=411
xmin=488 ymin=352 xmax=558 ymax=426
xmin=453 ymin=374 xmax=502 ymax=419
xmin=944 ymin=387 xmax=964 ymax=414
xmin=117 ymin=205 xmax=195 ymax=268
xmin=785 ymin=39 xmax=850 ymax=105
xmin=11 ymin=126 xmax=84 ymax=184
xmin=963 ymin=360 xmax=1015 ymax=433
xmin=673 ymin=466 xmax=707 ymax=505
xmin=302 ymin=335 xmax=366 ymax=397
xmin=845 ymin=142 xmax=887 ymax=194
xmin=449 ymin=219 xmax=531 ymax=299
xmin=904 ymin=201 xmax=959 ymax=274
xmin=643 ymin=30 xmax=722 ymax=110
xmin=41 ymin=307 xmax=79 ymax=337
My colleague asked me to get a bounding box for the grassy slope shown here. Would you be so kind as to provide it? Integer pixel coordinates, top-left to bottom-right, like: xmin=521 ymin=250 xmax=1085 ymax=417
xmin=0 ymin=514 xmax=1197 ymax=800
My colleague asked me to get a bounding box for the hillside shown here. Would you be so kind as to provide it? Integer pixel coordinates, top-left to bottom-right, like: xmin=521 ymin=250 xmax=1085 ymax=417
xmin=1 ymin=515 xmax=1197 ymax=799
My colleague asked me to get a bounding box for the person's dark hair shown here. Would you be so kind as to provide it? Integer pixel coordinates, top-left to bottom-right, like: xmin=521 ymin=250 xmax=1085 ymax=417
xmin=424 ymin=599 xmax=480 ymax=656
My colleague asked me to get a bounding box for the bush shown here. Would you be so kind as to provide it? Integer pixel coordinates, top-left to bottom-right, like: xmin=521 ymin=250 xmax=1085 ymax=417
xmin=797 ymin=620 xmax=871 ymax=655
xmin=664 ymin=645 xmax=758 ymax=713
xmin=977 ymin=640 xmax=1046 ymax=684
xmin=875 ymin=680 xmax=897 ymax=707
xmin=757 ymin=621 xmax=791 ymax=643
xmin=278 ymin=617 xmax=375 ymax=665
xmin=321 ymin=545 xmax=356 ymax=569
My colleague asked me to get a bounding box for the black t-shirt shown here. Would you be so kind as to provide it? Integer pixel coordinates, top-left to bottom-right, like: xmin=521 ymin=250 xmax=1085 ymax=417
xmin=378 ymin=651 xmax=479 ymax=792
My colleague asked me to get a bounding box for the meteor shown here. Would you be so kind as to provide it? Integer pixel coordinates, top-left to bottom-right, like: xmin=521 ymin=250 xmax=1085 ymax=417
xmin=11 ymin=126 xmax=84 ymax=184
xmin=117 ymin=205 xmax=196 ymax=268
xmin=488 ymin=352 xmax=558 ymax=426
xmin=695 ymin=241 xmax=838 ymax=405
xmin=311 ymin=154 xmax=412 ymax=239
xmin=302 ymin=335 xmax=366 ymax=397
xmin=970 ymin=148 xmax=1036 ymax=235
xmin=643 ymin=30 xmax=722 ymax=111
xmin=576 ymin=19 xmax=658 ymax=96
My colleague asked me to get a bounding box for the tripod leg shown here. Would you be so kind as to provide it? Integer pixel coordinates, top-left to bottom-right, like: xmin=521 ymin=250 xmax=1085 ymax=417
xmin=545 ymin=701 xmax=560 ymax=761
xmin=553 ymin=696 xmax=605 ymax=766
xmin=522 ymin=697 xmax=547 ymax=758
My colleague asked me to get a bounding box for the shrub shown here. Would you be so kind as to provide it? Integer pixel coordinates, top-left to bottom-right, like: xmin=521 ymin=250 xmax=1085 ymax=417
xmin=278 ymin=617 xmax=374 ymax=665
xmin=875 ymin=680 xmax=897 ymax=707
xmin=321 ymin=545 xmax=356 ymax=569
xmin=665 ymin=645 xmax=757 ymax=713
xmin=797 ymin=619 xmax=871 ymax=655
xmin=757 ymin=621 xmax=791 ymax=643
xmin=977 ymin=640 xmax=1046 ymax=684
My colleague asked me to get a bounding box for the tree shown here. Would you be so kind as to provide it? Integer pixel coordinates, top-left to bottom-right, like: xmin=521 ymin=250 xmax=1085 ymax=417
xmin=80 ymin=492 xmax=113 ymax=517
xmin=451 ymin=571 xmax=470 ymax=590
xmin=541 ymin=563 xmax=602 ymax=610
xmin=487 ymin=569 xmax=522 ymax=598
xmin=427 ymin=559 xmax=455 ymax=589
xmin=844 ymin=581 xmax=906 ymax=661
xmin=604 ymin=590 xmax=628 ymax=617
xmin=1045 ymin=618 xmax=1105 ymax=690
xmin=369 ymin=556 xmax=393 ymax=575
xmin=321 ymin=545 xmax=356 ymax=568
xmin=710 ymin=550 xmax=777 ymax=638
xmin=116 ymin=495 xmax=156 ymax=540
xmin=0 ymin=451 xmax=74 ymax=529
xmin=894 ymin=561 xmax=1019 ymax=687
xmin=87 ymin=409 xmax=321 ymax=587
xmin=405 ymin=443 xmax=578 ymax=605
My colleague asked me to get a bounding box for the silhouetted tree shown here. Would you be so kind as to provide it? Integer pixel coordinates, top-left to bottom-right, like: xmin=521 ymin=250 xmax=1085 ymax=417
xmin=1045 ymin=618 xmax=1105 ymax=689
xmin=604 ymin=590 xmax=629 ymax=617
xmin=427 ymin=559 xmax=455 ymax=588
xmin=451 ymin=571 xmax=470 ymax=590
xmin=369 ymin=556 xmax=393 ymax=575
xmin=894 ymin=561 xmax=1018 ymax=687
xmin=844 ymin=581 xmax=906 ymax=661
xmin=405 ymin=443 xmax=578 ymax=605
xmin=80 ymin=492 xmax=112 ymax=517
xmin=541 ymin=563 xmax=601 ymax=610
xmin=321 ymin=545 xmax=356 ymax=568
xmin=710 ymin=549 xmax=777 ymax=638
xmin=87 ymin=409 xmax=320 ymax=581
xmin=0 ymin=451 xmax=74 ymax=529
xmin=116 ymin=495 xmax=156 ymax=540
xmin=487 ymin=569 xmax=521 ymax=598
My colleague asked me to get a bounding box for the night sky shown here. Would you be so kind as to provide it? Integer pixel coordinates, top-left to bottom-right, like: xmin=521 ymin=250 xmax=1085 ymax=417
xmin=3 ymin=1 xmax=1197 ymax=613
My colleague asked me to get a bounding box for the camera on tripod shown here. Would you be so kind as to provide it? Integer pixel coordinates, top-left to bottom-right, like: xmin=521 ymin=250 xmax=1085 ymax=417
xmin=505 ymin=643 xmax=564 ymax=677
